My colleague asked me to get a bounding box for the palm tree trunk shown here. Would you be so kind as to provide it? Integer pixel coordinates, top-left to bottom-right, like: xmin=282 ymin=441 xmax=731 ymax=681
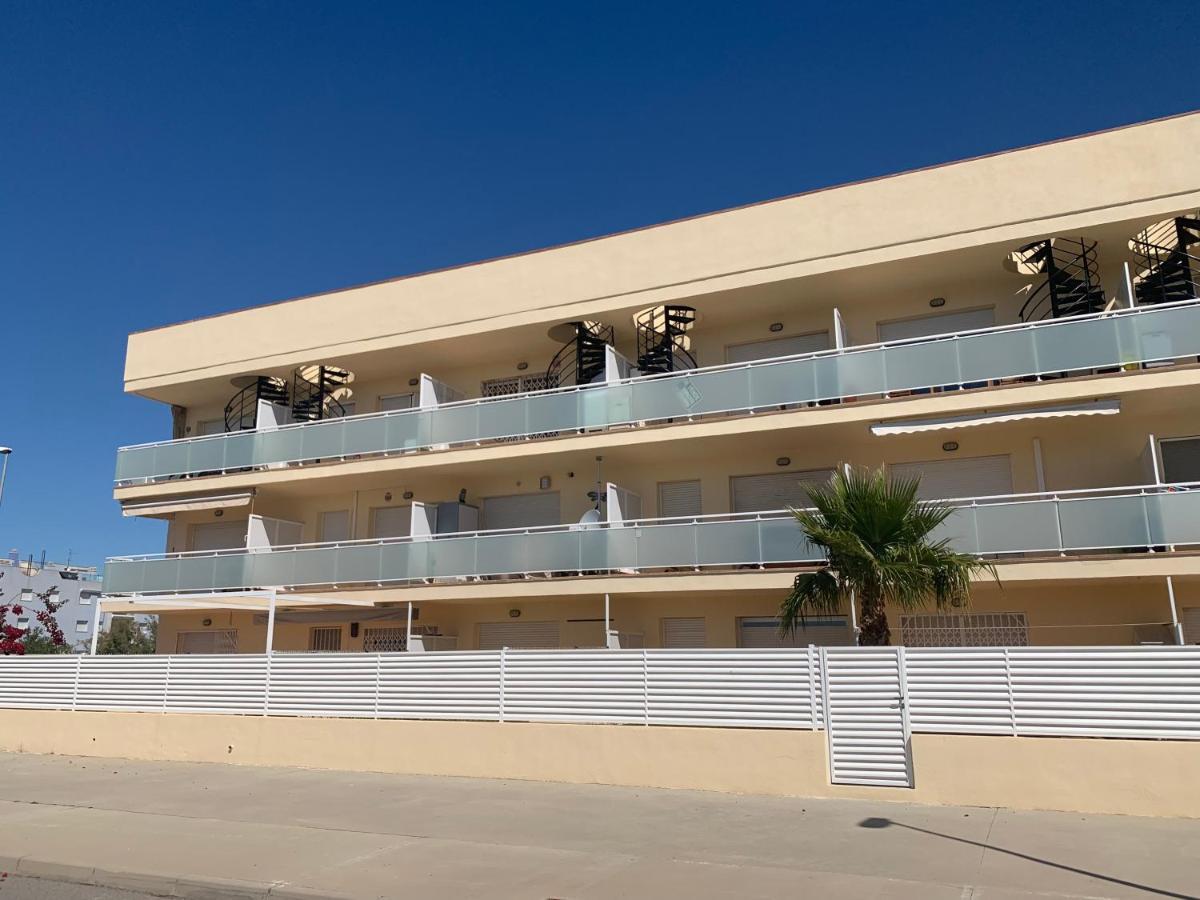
xmin=857 ymin=588 xmax=891 ymax=646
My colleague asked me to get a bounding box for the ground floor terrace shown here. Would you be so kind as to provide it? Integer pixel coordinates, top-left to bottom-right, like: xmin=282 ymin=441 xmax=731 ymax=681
xmin=99 ymin=565 xmax=1200 ymax=654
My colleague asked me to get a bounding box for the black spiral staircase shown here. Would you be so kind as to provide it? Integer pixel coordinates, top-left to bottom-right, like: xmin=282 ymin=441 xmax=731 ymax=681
xmin=545 ymin=321 xmax=614 ymax=387
xmin=1006 ymin=237 xmax=1106 ymax=322
xmin=223 ymin=376 xmax=289 ymax=432
xmin=1129 ymin=214 xmax=1200 ymax=306
xmin=634 ymin=305 xmax=697 ymax=374
xmin=291 ymin=365 xmax=354 ymax=422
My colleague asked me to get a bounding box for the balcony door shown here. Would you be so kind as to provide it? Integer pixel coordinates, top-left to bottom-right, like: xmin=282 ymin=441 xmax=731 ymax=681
xmin=725 ymin=331 xmax=829 ymax=363
xmin=877 ymin=307 xmax=995 ymax=342
xmin=478 ymin=621 xmax=560 ymax=650
xmin=888 ymin=455 xmax=1012 ymax=500
xmin=481 ymin=492 xmax=561 ymax=530
xmin=731 ymin=469 xmax=835 ymax=513
xmin=189 ymin=521 xmax=248 ymax=552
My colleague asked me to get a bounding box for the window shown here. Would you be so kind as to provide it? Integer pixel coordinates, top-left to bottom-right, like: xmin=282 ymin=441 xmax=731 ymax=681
xmin=481 ymin=375 xmax=556 ymax=397
xmin=737 ymin=616 xmax=853 ymax=647
xmin=730 ymin=470 xmax=835 ymax=513
xmin=309 ymin=626 xmax=343 ymax=652
xmin=899 ymin=612 xmax=1029 ymax=647
xmin=19 ymin=589 xmax=32 ymax=601
xmin=74 ymin=620 xmax=89 ymax=634
xmin=16 ymin=617 xmax=28 ymax=628
xmin=726 ymin=332 xmax=829 ymax=364
xmin=371 ymin=506 xmax=411 ymax=539
xmin=79 ymin=591 xmax=95 ymax=605
xmin=1180 ymin=608 xmax=1200 ymax=645
xmin=379 ymin=393 xmax=415 ymax=412
xmin=661 ymin=617 xmax=706 ymax=648
xmin=319 ymin=510 xmax=352 ymax=543
xmin=480 ymin=492 xmax=561 ymax=530
xmin=888 ymin=455 xmax=1013 ymax=500
xmin=176 ymin=630 xmax=238 ymax=654
xmin=363 ymin=627 xmax=407 ymax=652
xmin=478 ymin=621 xmax=560 ymax=650
xmin=1160 ymin=437 xmax=1200 ymax=484
xmin=877 ymin=307 xmax=995 ymax=342
xmin=657 ymin=480 xmax=702 ymax=518
xmin=190 ymin=521 xmax=248 ymax=552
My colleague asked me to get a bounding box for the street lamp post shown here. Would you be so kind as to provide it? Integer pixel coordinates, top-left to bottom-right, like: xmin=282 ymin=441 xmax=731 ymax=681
xmin=0 ymin=447 xmax=11 ymax=510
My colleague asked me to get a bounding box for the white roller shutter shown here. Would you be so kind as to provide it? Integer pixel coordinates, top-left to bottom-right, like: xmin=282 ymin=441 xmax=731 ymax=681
xmin=319 ymin=510 xmax=351 ymax=543
xmin=478 ymin=621 xmax=560 ymax=650
xmin=371 ymin=506 xmax=410 ymax=539
xmin=662 ymin=617 xmax=706 ymax=648
xmin=738 ymin=616 xmax=853 ymax=647
xmin=1182 ymin=608 xmax=1200 ymax=645
xmin=1160 ymin=438 xmax=1200 ymax=484
xmin=878 ymin=307 xmax=995 ymax=342
xmin=726 ymin=332 xmax=830 ymax=363
xmin=481 ymin=492 xmax=561 ymax=530
xmin=731 ymin=470 xmax=834 ymax=513
xmin=190 ymin=521 xmax=248 ymax=552
xmin=657 ymin=480 xmax=702 ymax=518
xmin=889 ymin=455 xmax=1012 ymax=500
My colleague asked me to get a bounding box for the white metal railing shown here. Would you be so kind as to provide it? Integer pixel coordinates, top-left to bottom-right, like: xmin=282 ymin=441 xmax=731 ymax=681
xmin=1 ymin=646 xmax=1196 ymax=740
xmin=101 ymin=482 xmax=1200 ymax=596
xmin=113 ymin=298 xmax=1200 ymax=484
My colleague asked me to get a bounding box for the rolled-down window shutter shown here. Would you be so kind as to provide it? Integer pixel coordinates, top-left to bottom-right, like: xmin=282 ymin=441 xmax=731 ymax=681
xmin=658 ymin=480 xmax=702 ymax=518
xmin=662 ymin=617 xmax=706 ymax=648
xmin=888 ymin=455 xmax=1012 ymax=500
xmin=731 ymin=470 xmax=834 ymax=513
xmin=480 ymin=492 xmax=561 ymax=530
xmin=478 ymin=621 xmax=560 ymax=650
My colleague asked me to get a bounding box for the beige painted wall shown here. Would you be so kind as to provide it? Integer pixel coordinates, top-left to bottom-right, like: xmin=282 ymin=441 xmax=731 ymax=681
xmin=1 ymin=710 xmax=1195 ymax=817
xmin=126 ymin=113 xmax=1200 ymax=397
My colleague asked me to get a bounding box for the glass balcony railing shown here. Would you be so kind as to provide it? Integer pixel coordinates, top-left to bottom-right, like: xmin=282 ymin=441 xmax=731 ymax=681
xmin=102 ymin=484 xmax=1200 ymax=595
xmin=114 ymin=299 xmax=1200 ymax=485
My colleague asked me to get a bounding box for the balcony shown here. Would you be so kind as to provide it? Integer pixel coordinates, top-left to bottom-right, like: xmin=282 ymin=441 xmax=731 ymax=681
xmin=114 ymin=300 xmax=1200 ymax=487
xmin=102 ymin=484 xmax=1200 ymax=595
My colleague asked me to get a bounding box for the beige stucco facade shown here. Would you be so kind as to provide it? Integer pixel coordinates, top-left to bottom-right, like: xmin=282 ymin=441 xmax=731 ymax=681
xmin=1 ymin=709 xmax=1195 ymax=818
xmin=105 ymin=112 xmax=1200 ymax=652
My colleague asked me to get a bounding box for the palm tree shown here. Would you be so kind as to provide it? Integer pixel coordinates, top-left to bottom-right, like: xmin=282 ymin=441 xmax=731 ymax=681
xmin=780 ymin=467 xmax=998 ymax=646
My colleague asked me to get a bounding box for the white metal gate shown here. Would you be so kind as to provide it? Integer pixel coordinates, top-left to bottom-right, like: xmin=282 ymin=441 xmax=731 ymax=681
xmin=821 ymin=646 xmax=913 ymax=788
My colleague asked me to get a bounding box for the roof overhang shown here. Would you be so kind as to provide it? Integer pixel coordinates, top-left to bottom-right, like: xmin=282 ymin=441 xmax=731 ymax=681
xmin=869 ymin=399 xmax=1120 ymax=436
xmin=99 ymin=589 xmax=378 ymax=613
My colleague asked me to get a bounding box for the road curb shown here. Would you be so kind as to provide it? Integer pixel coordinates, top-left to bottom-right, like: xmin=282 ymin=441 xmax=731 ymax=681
xmin=1 ymin=856 xmax=347 ymax=899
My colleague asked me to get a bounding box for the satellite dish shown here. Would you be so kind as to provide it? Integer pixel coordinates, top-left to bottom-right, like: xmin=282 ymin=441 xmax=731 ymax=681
xmin=576 ymin=508 xmax=602 ymax=530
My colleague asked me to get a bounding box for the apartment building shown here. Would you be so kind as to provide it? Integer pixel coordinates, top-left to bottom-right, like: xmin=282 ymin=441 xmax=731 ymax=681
xmin=101 ymin=112 xmax=1200 ymax=654
xmin=1 ymin=551 xmax=104 ymax=649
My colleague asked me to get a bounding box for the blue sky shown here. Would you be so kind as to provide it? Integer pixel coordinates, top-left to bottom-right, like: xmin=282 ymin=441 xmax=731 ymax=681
xmin=1 ymin=0 xmax=1196 ymax=569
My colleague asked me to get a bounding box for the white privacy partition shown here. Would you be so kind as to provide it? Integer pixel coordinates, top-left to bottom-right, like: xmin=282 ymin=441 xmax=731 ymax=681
xmin=246 ymin=515 xmax=304 ymax=550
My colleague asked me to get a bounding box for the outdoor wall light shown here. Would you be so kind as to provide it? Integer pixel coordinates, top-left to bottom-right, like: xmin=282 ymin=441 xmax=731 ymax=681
xmin=929 ymin=297 xmax=947 ymax=308
xmin=509 ymin=609 xmax=521 ymax=618
xmin=769 ymin=322 xmax=784 ymax=332
xmin=942 ymin=441 xmax=960 ymax=452
xmin=776 ymin=457 xmax=791 ymax=467
xmin=402 ymin=491 xmax=414 ymax=500
xmin=214 ymin=509 xmax=224 ymax=517
xmin=539 ymin=476 xmax=552 ymax=490
xmin=202 ymin=618 xmax=212 ymax=627
xmin=408 ymin=377 xmax=419 ymax=387
xmin=384 ymin=491 xmax=393 ymax=502
xmin=517 ymin=361 xmax=529 ymax=371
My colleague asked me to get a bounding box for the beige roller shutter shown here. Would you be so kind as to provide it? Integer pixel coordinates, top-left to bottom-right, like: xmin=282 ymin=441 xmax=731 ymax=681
xmin=175 ymin=630 xmax=238 ymax=654
xmin=731 ymin=469 xmax=834 ymax=513
xmin=877 ymin=307 xmax=995 ymax=342
xmin=481 ymin=492 xmax=561 ymax=530
xmin=371 ymin=506 xmax=410 ymax=538
xmin=189 ymin=521 xmax=248 ymax=552
xmin=738 ymin=616 xmax=853 ymax=647
xmin=726 ymin=332 xmax=830 ymax=363
xmin=478 ymin=621 xmax=560 ymax=650
xmin=657 ymin=480 xmax=702 ymax=518
xmin=662 ymin=617 xmax=706 ymax=648
xmin=889 ymin=455 xmax=1013 ymax=500
xmin=319 ymin=510 xmax=351 ymax=543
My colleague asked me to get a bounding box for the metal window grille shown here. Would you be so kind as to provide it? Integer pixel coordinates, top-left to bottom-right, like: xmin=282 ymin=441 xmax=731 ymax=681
xmin=899 ymin=612 xmax=1029 ymax=647
xmin=309 ymin=627 xmax=343 ymax=652
xmin=175 ymin=630 xmax=238 ymax=654
xmin=362 ymin=627 xmax=407 ymax=653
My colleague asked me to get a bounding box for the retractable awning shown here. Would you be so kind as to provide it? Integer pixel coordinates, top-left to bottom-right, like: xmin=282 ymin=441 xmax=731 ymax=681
xmin=870 ymin=399 xmax=1120 ymax=436
xmin=121 ymin=491 xmax=255 ymax=519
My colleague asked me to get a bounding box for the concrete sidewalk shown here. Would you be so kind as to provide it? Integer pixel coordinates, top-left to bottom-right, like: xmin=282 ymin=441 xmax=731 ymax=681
xmin=0 ymin=752 xmax=1195 ymax=900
